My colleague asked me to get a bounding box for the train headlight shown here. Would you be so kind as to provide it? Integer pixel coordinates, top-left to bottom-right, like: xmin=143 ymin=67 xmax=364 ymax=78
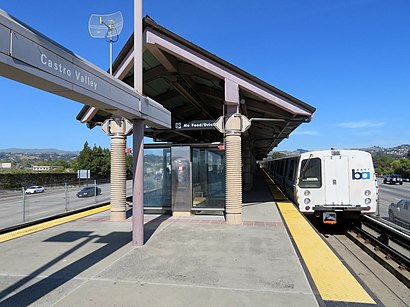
xmin=365 ymin=198 xmax=371 ymax=205
xmin=364 ymin=190 xmax=371 ymax=196
xmin=304 ymin=190 xmax=311 ymax=196
xmin=304 ymin=198 xmax=311 ymax=204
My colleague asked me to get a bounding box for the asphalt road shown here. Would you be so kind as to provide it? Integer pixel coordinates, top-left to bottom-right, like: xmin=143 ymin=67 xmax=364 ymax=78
xmin=376 ymin=178 xmax=410 ymax=219
xmin=0 ymin=181 xmax=133 ymax=229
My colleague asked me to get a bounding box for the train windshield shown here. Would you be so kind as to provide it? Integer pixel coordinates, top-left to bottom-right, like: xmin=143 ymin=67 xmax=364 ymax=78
xmin=299 ymin=158 xmax=322 ymax=188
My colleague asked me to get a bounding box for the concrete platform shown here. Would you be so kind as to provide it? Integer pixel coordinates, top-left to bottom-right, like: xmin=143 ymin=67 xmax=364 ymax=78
xmin=0 ymin=174 xmax=318 ymax=306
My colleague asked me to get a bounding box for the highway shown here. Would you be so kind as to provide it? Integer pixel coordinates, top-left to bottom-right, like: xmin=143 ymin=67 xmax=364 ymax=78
xmin=377 ymin=179 xmax=410 ymax=219
xmin=0 ymin=181 xmax=133 ymax=229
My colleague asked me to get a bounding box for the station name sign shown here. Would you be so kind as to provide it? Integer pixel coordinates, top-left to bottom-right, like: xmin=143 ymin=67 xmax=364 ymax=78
xmin=9 ymin=32 xmax=101 ymax=93
xmin=174 ymin=120 xmax=216 ymax=131
xmin=40 ymin=53 xmax=98 ymax=91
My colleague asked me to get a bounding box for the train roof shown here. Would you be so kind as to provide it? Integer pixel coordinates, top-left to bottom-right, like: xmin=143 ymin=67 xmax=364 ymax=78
xmin=265 ymin=149 xmax=372 ymax=161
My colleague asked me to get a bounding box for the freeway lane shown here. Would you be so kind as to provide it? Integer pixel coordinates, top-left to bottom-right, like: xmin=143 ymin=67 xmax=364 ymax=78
xmin=377 ymin=179 xmax=410 ymax=219
xmin=0 ymin=181 xmax=133 ymax=229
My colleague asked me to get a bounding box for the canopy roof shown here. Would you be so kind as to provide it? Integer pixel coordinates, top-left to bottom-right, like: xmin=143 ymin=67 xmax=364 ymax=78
xmin=78 ymin=16 xmax=315 ymax=160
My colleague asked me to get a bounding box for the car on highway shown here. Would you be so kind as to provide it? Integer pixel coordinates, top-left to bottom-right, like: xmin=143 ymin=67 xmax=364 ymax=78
xmin=388 ymin=198 xmax=410 ymax=225
xmin=383 ymin=174 xmax=403 ymax=185
xmin=76 ymin=186 xmax=102 ymax=198
xmin=25 ymin=186 xmax=45 ymax=194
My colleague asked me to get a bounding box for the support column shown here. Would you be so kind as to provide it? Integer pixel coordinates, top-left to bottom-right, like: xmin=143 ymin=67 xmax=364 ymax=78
xmin=110 ymin=128 xmax=126 ymax=221
xmin=225 ymin=117 xmax=242 ymax=224
xmin=101 ymin=119 xmax=132 ymax=221
xmin=132 ymin=119 xmax=144 ymax=246
xmin=133 ymin=0 xmax=144 ymax=246
xmin=224 ymin=78 xmax=242 ymax=224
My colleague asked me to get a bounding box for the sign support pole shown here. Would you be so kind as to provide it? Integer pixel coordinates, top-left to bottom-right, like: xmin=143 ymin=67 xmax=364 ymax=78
xmin=132 ymin=0 xmax=145 ymax=246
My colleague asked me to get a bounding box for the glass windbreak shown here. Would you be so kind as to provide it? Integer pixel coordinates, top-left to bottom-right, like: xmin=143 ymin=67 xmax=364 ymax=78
xmin=192 ymin=148 xmax=225 ymax=209
xmin=299 ymin=157 xmax=322 ymax=188
xmin=144 ymin=148 xmax=171 ymax=207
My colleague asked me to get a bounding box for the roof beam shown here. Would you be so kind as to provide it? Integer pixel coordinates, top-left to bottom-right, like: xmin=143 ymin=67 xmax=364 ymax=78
xmin=145 ymin=28 xmax=312 ymax=117
xmin=145 ymin=44 xmax=178 ymax=73
xmin=169 ymin=76 xmax=214 ymax=118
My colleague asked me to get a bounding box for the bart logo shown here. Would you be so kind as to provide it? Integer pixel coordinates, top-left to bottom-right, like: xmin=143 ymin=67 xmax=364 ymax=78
xmin=352 ymin=169 xmax=371 ymax=180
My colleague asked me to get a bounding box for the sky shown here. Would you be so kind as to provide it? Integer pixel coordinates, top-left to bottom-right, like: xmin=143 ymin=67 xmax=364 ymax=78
xmin=1 ymin=0 xmax=409 ymax=152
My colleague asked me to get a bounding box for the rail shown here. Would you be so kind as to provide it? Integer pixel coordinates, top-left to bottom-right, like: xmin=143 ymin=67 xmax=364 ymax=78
xmin=362 ymin=215 xmax=410 ymax=249
xmin=346 ymin=215 xmax=410 ymax=287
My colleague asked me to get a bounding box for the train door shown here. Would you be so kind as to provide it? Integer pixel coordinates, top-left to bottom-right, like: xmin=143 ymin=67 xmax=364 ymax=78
xmin=324 ymin=155 xmax=350 ymax=205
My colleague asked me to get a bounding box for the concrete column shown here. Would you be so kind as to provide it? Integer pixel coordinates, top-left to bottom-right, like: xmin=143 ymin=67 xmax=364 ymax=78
xmin=225 ymin=113 xmax=242 ymax=224
xmin=108 ymin=120 xmax=127 ymax=221
xmin=132 ymin=119 xmax=144 ymax=246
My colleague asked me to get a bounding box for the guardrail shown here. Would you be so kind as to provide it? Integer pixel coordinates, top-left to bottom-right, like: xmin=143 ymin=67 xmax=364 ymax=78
xmin=362 ymin=215 xmax=410 ymax=250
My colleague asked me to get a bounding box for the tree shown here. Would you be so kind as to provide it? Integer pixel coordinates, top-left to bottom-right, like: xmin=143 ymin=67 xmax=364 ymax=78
xmin=372 ymin=155 xmax=394 ymax=176
xmin=73 ymin=142 xmax=93 ymax=171
xmin=392 ymin=158 xmax=410 ymax=178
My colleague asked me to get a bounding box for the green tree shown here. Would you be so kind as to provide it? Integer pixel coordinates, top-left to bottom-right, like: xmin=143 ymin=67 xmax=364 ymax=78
xmin=392 ymin=158 xmax=410 ymax=178
xmin=126 ymin=154 xmax=133 ymax=178
xmin=372 ymin=155 xmax=394 ymax=176
xmin=73 ymin=142 xmax=93 ymax=171
xmin=73 ymin=142 xmax=112 ymax=178
xmin=89 ymin=146 xmax=111 ymax=178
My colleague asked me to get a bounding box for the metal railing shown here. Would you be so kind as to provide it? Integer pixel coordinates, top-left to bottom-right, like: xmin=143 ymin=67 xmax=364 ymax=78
xmin=0 ymin=179 xmax=133 ymax=230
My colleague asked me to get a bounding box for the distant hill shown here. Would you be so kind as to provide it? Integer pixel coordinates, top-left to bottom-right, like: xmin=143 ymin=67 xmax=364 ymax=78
xmin=0 ymin=148 xmax=78 ymax=154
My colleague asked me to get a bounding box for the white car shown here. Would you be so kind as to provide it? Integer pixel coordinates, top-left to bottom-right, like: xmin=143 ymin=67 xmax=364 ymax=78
xmin=389 ymin=199 xmax=410 ymax=225
xmin=25 ymin=186 xmax=45 ymax=194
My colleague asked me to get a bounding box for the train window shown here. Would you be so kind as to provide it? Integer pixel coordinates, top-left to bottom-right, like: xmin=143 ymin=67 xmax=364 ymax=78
xmin=287 ymin=159 xmax=295 ymax=181
xmin=299 ymin=158 xmax=322 ymax=188
xmin=278 ymin=160 xmax=285 ymax=176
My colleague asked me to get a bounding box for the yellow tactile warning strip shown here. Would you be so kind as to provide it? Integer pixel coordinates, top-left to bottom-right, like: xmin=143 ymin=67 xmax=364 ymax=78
xmin=263 ymin=171 xmax=375 ymax=304
xmin=0 ymin=205 xmax=110 ymax=243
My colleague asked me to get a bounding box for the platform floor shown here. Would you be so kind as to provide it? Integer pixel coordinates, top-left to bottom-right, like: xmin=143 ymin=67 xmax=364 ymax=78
xmin=0 ymin=170 xmax=379 ymax=306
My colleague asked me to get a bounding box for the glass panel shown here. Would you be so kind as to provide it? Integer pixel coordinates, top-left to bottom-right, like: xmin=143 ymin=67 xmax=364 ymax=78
xmin=287 ymin=159 xmax=295 ymax=181
xmin=144 ymin=148 xmax=171 ymax=207
xmin=192 ymin=148 xmax=225 ymax=209
xmin=171 ymin=146 xmax=191 ymax=212
xmin=299 ymin=157 xmax=322 ymax=188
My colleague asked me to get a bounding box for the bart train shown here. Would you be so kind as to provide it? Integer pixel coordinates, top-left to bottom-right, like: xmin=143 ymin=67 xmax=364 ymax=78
xmin=262 ymin=150 xmax=378 ymax=224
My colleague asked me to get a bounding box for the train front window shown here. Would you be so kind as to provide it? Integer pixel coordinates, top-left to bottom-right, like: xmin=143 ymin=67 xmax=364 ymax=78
xmin=299 ymin=158 xmax=322 ymax=188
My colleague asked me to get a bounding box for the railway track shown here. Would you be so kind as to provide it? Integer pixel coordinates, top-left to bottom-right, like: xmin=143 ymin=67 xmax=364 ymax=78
xmin=347 ymin=216 xmax=410 ymax=287
xmin=320 ymin=216 xmax=410 ymax=306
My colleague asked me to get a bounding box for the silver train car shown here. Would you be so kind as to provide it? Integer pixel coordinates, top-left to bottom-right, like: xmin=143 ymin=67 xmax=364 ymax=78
xmin=262 ymin=150 xmax=378 ymax=224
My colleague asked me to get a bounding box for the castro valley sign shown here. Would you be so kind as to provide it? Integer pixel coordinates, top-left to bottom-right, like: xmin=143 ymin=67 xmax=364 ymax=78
xmin=40 ymin=53 xmax=98 ymax=91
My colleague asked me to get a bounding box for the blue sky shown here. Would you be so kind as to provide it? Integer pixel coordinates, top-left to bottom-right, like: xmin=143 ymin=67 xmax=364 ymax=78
xmin=1 ymin=0 xmax=409 ymax=152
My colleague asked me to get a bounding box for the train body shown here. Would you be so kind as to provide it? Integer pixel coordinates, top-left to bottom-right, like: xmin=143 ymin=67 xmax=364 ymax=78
xmin=262 ymin=150 xmax=378 ymax=224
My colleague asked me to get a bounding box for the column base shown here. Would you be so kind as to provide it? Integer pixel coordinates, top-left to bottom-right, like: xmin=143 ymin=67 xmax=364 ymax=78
xmin=110 ymin=211 xmax=126 ymax=221
xmin=172 ymin=211 xmax=192 ymax=217
xmin=225 ymin=213 xmax=242 ymax=224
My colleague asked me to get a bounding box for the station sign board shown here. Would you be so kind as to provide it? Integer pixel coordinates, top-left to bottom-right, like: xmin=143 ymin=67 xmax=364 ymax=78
xmin=77 ymin=170 xmax=90 ymax=179
xmin=174 ymin=120 xmax=216 ymax=131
